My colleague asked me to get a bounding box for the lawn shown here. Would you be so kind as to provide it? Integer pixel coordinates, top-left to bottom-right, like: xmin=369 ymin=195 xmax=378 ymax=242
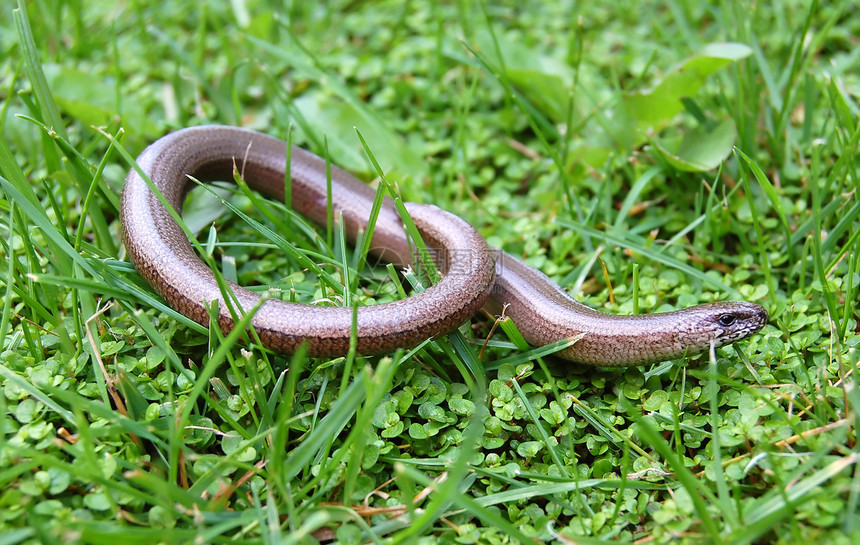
xmin=1 ymin=0 xmax=858 ymax=543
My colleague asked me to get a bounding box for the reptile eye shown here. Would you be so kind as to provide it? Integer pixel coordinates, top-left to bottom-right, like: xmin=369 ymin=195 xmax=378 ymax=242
xmin=718 ymin=314 xmax=737 ymax=327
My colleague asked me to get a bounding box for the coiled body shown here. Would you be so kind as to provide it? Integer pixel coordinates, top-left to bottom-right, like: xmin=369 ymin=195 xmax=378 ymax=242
xmin=121 ymin=126 xmax=768 ymax=366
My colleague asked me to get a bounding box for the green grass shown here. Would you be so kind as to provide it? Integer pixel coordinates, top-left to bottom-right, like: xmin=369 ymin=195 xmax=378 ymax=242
xmin=1 ymin=0 xmax=859 ymax=543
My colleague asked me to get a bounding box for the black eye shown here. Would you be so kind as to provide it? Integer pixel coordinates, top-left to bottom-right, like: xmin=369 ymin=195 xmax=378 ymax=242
xmin=718 ymin=314 xmax=737 ymax=327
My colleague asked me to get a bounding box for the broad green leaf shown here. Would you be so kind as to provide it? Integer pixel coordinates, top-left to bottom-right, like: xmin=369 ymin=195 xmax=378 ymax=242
xmin=651 ymin=118 xmax=737 ymax=171
xmin=41 ymin=65 xmax=159 ymax=139
xmin=505 ymin=68 xmax=571 ymax=123
xmin=471 ymin=29 xmax=575 ymax=122
xmin=43 ymin=65 xmax=115 ymax=127
xmin=292 ymin=93 xmax=424 ymax=183
xmin=624 ymin=43 xmax=752 ymax=133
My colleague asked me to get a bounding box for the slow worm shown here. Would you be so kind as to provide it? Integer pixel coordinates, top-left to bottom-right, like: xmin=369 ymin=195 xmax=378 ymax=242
xmin=121 ymin=126 xmax=768 ymax=366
